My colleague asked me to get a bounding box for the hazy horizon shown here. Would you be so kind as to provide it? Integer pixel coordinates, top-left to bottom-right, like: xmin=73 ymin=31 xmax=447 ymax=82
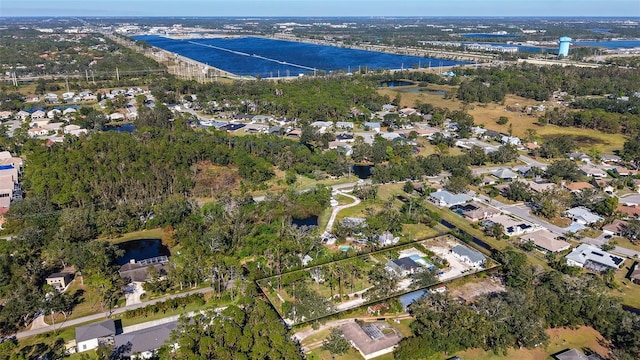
xmin=1 ymin=0 xmax=639 ymax=18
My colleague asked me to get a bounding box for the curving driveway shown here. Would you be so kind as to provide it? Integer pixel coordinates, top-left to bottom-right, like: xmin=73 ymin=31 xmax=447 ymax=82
xmin=325 ymin=190 xmax=361 ymax=234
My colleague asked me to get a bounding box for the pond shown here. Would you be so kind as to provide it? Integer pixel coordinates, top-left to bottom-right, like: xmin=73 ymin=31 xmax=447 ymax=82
xmin=352 ymin=164 xmax=373 ymax=179
xmin=379 ymin=80 xmax=415 ymax=87
xmin=117 ymin=239 xmax=170 ymax=266
xmin=291 ymin=216 xmax=318 ymax=227
xmin=401 ymin=88 xmax=446 ymax=95
xmin=105 ymin=123 xmax=136 ymax=133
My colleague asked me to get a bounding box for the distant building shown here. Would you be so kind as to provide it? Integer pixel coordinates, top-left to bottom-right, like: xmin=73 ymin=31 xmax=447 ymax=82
xmin=565 ymin=207 xmax=603 ymax=225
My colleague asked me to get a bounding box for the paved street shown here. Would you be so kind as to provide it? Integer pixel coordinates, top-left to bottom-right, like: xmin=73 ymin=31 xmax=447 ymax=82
xmin=16 ymin=287 xmax=212 ymax=339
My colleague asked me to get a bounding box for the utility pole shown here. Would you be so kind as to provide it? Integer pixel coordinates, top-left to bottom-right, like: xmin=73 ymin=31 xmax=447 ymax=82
xmin=85 ymin=69 xmax=89 ymax=82
xmin=116 ymin=67 xmax=120 ymax=82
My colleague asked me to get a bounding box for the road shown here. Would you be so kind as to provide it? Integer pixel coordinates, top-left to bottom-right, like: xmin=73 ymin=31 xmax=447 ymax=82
xmin=16 ymin=287 xmax=212 ymax=339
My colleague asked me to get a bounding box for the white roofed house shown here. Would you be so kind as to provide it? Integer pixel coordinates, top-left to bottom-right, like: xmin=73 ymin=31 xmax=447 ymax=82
xmin=47 ymin=109 xmax=61 ymax=119
xmin=336 ymin=121 xmax=354 ymax=130
xmin=580 ymin=166 xmax=607 ymax=178
xmin=0 ymin=111 xmax=12 ymax=120
xmin=451 ymin=245 xmax=486 ymax=267
xmin=16 ymin=110 xmax=30 ymax=120
xmin=428 ymin=190 xmax=472 ymax=207
xmin=565 ymin=244 xmax=624 ymax=273
xmin=565 ymin=207 xmax=603 ymax=225
xmin=377 ymin=231 xmax=399 ymax=247
xmin=500 ymin=136 xmax=521 ymax=146
xmin=31 ymin=109 xmax=46 ymax=120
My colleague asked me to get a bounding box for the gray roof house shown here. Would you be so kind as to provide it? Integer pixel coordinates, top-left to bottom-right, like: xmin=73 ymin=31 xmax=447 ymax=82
xmin=428 ymin=190 xmax=472 ymax=207
xmin=565 ymin=207 xmax=604 ymax=225
xmin=113 ymin=321 xmax=177 ymax=358
xmin=76 ymin=319 xmax=117 ymax=353
xmin=385 ymin=258 xmax=421 ymax=277
xmin=493 ymin=168 xmax=518 ymax=181
xmin=451 ymin=245 xmax=486 ymax=267
xmin=565 ymin=244 xmax=624 ymax=273
xmin=554 ymin=348 xmax=602 ymax=360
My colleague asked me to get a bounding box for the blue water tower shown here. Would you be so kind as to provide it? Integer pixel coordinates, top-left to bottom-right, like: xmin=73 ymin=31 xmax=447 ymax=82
xmin=558 ymin=37 xmax=572 ymax=57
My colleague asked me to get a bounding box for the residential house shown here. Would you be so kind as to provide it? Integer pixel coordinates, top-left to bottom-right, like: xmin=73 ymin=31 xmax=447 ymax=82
xmin=500 ymin=135 xmax=521 ymax=146
xmin=118 ymin=259 xmax=168 ymax=283
xmin=367 ymin=303 xmax=389 ymax=316
xmin=310 ymin=121 xmax=332 ymax=129
xmin=45 ymin=109 xmax=60 ymax=119
xmin=28 ymin=127 xmax=48 ymax=138
xmin=617 ymin=205 xmax=640 ymax=220
xmin=31 ymin=110 xmax=46 ymax=120
xmin=113 ymin=322 xmax=177 ymax=359
xmin=629 ymin=263 xmax=640 ymax=285
xmin=620 ymin=194 xmax=640 ymax=207
xmin=602 ymin=219 xmax=628 ymax=237
xmin=565 ymin=244 xmax=624 ymax=273
xmin=451 ymin=245 xmax=486 ymax=267
xmin=601 ymin=154 xmax=622 ymax=163
xmin=335 ymin=121 xmax=354 ymax=130
xmin=386 ymin=258 xmax=422 ymax=277
xmin=482 ymin=176 xmax=497 ymax=186
xmin=377 ymin=231 xmax=399 ymax=246
xmin=565 ymin=207 xmax=603 ymax=225
xmin=614 ymin=166 xmax=636 ymax=176
xmin=340 ymin=322 xmax=401 ymax=360
xmin=482 ymin=129 xmax=502 ymax=140
xmin=567 ymin=152 xmax=590 ymax=162
xmin=0 ymin=175 xmax=15 ymax=208
xmin=268 ymin=126 xmax=284 ymax=135
xmin=399 ymin=108 xmax=417 ymax=116
xmin=76 ymin=319 xmax=117 ymax=353
xmin=243 ymin=123 xmax=268 ymax=134
xmin=363 ymin=122 xmax=381 ymax=131
xmin=519 ymin=230 xmax=570 ymax=253
xmin=580 ymin=166 xmax=607 ymax=178
xmin=492 ymin=168 xmax=518 ymax=182
xmin=452 ymin=201 xmax=500 ymax=222
xmin=382 ymin=104 xmax=396 ymax=112
xmin=524 ymin=180 xmax=555 ymax=193
xmin=486 ymin=214 xmax=537 ymax=237
xmin=286 ymin=129 xmax=302 ymax=139
xmin=251 ymin=115 xmax=274 ymax=123
xmin=554 ymin=348 xmax=601 ymax=360
xmin=428 ymin=190 xmax=472 ymax=207
xmin=46 ymin=272 xmax=74 ymax=291
xmin=16 ymin=110 xmax=30 ymax=120
xmin=109 ymin=113 xmax=126 ymax=121
xmin=563 ymin=182 xmax=595 ymax=193
xmin=336 ymin=133 xmax=354 ymax=142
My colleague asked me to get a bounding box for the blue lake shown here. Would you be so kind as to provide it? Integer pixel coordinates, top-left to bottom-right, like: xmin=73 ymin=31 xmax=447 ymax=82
xmin=573 ymin=40 xmax=640 ymax=49
xmin=134 ymin=35 xmax=468 ymax=78
xmin=105 ymin=123 xmax=136 ymax=133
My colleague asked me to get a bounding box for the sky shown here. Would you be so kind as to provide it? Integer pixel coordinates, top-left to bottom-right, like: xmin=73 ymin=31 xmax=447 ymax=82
xmin=1 ymin=0 xmax=639 ymax=17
